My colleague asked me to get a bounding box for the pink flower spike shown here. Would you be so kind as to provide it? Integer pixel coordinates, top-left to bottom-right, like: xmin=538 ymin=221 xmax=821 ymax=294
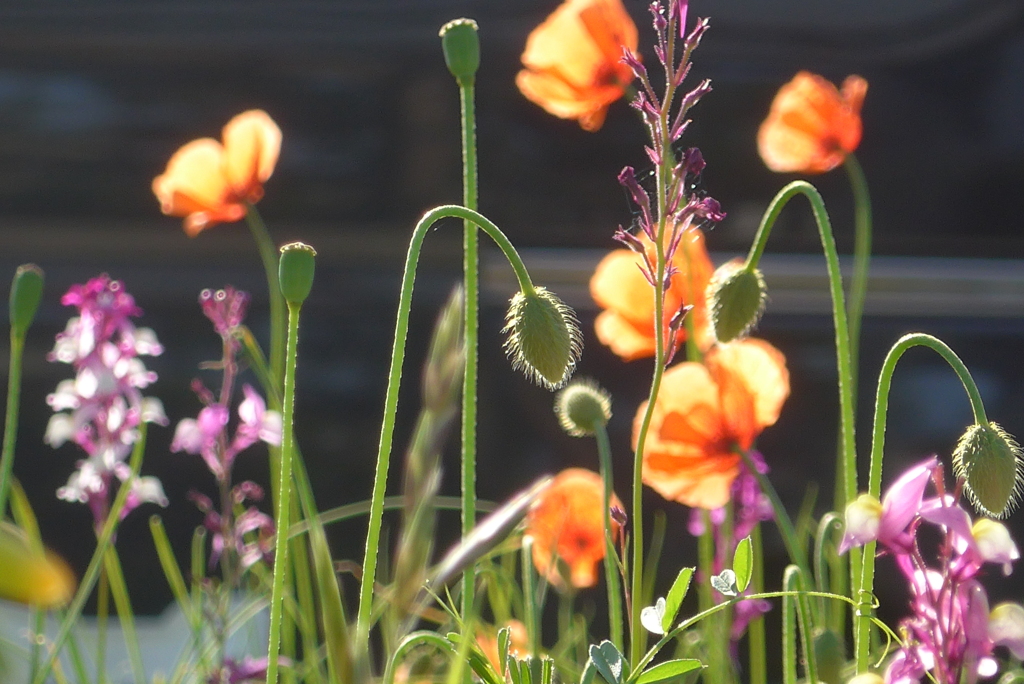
xmin=236 ymin=384 xmax=282 ymax=447
xmin=878 ymin=457 xmax=938 ymax=551
xmin=839 ymin=493 xmax=882 ymax=554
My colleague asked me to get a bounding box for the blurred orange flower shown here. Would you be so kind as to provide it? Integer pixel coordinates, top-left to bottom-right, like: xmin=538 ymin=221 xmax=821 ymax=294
xmin=636 ymin=338 xmax=789 ymax=509
xmin=153 ymin=110 xmax=282 ymax=237
xmin=526 ymin=468 xmax=621 ymax=589
xmin=758 ymin=72 xmax=867 ymax=174
xmin=516 ymin=0 xmax=639 ymax=132
xmin=590 ymin=228 xmax=714 ymax=361
xmin=477 ymin=620 xmax=529 ymax=672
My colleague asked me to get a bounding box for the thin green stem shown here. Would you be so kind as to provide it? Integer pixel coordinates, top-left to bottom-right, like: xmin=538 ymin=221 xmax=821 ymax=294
xmin=594 ymin=422 xmax=623 ymax=650
xmin=382 ymin=631 xmax=456 ymax=684
xmin=459 ymin=74 xmax=480 ymax=625
xmin=748 ymin=524 xmax=767 ymax=684
xmin=855 ymin=333 xmax=987 ymax=672
xmin=103 ymin=547 xmax=147 ymax=684
xmin=0 ymin=332 xmax=26 ymax=517
xmin=244 ymin=206 xmax=285 ymax=389
xmin=97 ymin=562 xmax=109 ymax=683
xmin=844 ymin=153 xmax=872 ymax=411
xmin=356 ymin=205 xmax=535 ymax=636
xmin=521 ymin=537 xmax=540 ymax=655
xmin=33 ymin=424 xmax=150 ymax=684
xmin=266 ymin=299 xmax=302 ymax=684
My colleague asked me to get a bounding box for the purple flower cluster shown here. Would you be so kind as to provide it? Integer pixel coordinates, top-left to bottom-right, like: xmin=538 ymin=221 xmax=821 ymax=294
xmin=171 ymin=286 xmax=281 ymax=574
xmin=46 ymin=275 xmax=168 ymax=529
xmin=841 ymin=457 xmax=1024 ymax=684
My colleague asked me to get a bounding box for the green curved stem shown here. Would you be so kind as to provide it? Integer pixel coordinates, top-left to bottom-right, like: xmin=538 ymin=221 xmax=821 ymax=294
xmin=356 ymin=205 xmax=535 ymax=637
xmin=459 ymin=71 xmax=480 ymax=624
xmin=854 ymin=332 xmax=987 ymax=672
xmin=382 ymin=631 xmax=455 ymax=684
xmin=266 ymin=299 xmax=302 ymax=684
xmin=244 ymin=206 xmax=285 ymax=389
xmin=844 ymin=153 xmax=872 ymax=410
xmin=628 ymin=588 xmax=856 ymax=680
xmin=595 ymin=422 xmax=624 ymax=650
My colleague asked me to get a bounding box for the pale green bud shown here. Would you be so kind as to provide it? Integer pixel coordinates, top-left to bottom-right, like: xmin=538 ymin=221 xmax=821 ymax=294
xmin=706 ymin=259 xmax=767 ymax=343
xmin=278 ymin=242 xmax=317 ymax=305
xmin=9 ymin=264 xmax=44 ymax=339
xmin=439 ymin=18 xmax=480 ymax=86
xmin=952 ymin=422 xmax=1024 ymax=518
xmin=555 ymin=379 xmax=611 ymax=437
xmin=503 ymin=287 xmax=582 ymax=390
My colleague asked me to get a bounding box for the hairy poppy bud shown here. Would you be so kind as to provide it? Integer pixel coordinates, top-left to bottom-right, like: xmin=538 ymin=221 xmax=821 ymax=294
xmin=9 ymin=264 xmax=44 ymax=339
xmin=278 ymin=242 xmax=317 ymax=305
xmin=706 ymin=259 xmax=766 ymax=343
xmin=555 ymin=380 xmax=611 ymax=437
xmin=439 ymin=18 xmax=480 ymax=86
xmin=952 ymin=422 xmax=1024 ymax=518
xmin=503 ymin=287 xmax=582 ymax=390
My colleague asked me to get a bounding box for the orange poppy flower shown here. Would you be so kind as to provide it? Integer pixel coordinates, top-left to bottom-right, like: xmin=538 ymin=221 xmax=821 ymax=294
xmin=525 ymin=468 xmax=622 ymax=589
xmin=153 ymin=109 xmax=282 ymax=236
xmin=758 ymin=72 xmax=868 ymax=174
xmin=635 ymin=338 xmax=789 ymax=509
xmin=590 ymin=228 xmax=714 ymax=361
xmin=516 ymin=0 xmax=639 ymax=132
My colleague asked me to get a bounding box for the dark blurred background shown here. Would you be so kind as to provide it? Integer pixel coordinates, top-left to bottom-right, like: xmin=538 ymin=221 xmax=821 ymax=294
xmin=2 ymin=0 xmax=1024 ymax=628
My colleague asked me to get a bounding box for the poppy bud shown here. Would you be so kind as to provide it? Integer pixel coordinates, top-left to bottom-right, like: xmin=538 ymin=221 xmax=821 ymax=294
xmin=439 ymin=18 xmax=480 ymax=86
xmin=9 ymin=263 xmax=44 ymax=339
xmin=555 ymin=380 xmax=611 ymax=437
xmin=278 ymin=242 xmax=317 ymax=305
xmin=952 ymin=422 xmax=1024 ymax=518
xmin=503 ymin=286 xmax=582 ymax=390
xmin=706 ymin=259 xmax=767 ymax=343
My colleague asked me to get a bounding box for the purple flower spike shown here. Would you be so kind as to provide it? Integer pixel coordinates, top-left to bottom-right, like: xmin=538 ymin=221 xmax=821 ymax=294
xmin=618 ymin=166 xmax=654 ymax=236
xmin=200 ymin=286 xmax=250 ymax=338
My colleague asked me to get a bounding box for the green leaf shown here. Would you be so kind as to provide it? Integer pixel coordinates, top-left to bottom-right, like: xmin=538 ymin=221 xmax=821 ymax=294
xmin=733 ymin=536 xmax=753 ymax=592
xmin=635 ymin=659 xmax=705 ymax=684
xmin=662 ymin=567 xmax=694 ymax=632
xmin=498 ymin=625 xmax=511 ymax=678
xmin=589 ymin=640 xmax=627 ymax=684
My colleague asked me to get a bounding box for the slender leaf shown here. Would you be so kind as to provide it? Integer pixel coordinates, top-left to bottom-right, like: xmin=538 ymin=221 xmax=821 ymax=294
xmin=635 ymin=659 xmax=704 ymax=684
xmin=733 ymin=536 xmax=753 ymax=592
xmin=662 ymin=567 xmax=694 ymax=632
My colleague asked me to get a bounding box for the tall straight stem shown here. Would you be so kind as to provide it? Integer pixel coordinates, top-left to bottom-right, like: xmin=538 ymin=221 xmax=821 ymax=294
xmin=0 ymin=332 xmax=25 ymax=517
xmin=595 ymin=423 xmax=623 ymax=649
xmin=459 ymin=76 xmax=479 ymax=623
xmin=855 ymin=333 xmax=987 ymax=672
xmin=843 ymin=153 xmax=872 ymax=412
xmin=266 ymin=300 xmax=302 ymax=684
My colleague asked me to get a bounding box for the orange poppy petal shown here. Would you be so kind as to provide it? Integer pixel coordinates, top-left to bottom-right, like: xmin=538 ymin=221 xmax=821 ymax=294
xmin=594 ymin=310 xmax=655 ymax=361
xmin=707 ymin=338 xmax=790 ymax=430
xmin=222 ymin=109 xmax=281 ymax=200
xmin=152 ymin=138 xmax=232 ymax=216
xmin=643 ymin=449 xmax=741 ymax=510
xmin=526 ymin=468 xmax=621 ymax=589
xmin=758 ymin=71 xmax=866 ymax=174
xmin=590 ymin=249 xmax=657 ymax=327
xmin=518 ymin=0 xmax=637 ymax=130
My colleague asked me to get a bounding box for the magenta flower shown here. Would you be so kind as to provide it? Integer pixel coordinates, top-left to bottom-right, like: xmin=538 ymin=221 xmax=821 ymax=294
xmin=46 ymin=275 xmax=168 ymax=529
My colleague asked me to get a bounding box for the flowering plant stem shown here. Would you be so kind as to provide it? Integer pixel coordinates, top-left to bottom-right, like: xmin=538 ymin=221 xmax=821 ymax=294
xmin=855 ymin=332 xmax=988 ymax=673
xmin=356 ymin=204 xmax=537 ymax=638
xmin=245 ymin=206 xmax=286 ymax=389
xmin=266 ymin=298 xmax=303 ymax=684
xmin=843 ymin=153 xmax=872 ymax=415
xmin=103 ymin=545 xmax=147 ymax=684
xmin=743 ymin=180 xmax=859 ymax=627
xmin=0 ymin=322 xmax=27 ymax=517
xmin=32 ymin=424 xmax=150 ymax=684
xmin=594 ymin=421 xmax=624 ymax=650
xmin=458 ymin=68 xmax=480 ymax=625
